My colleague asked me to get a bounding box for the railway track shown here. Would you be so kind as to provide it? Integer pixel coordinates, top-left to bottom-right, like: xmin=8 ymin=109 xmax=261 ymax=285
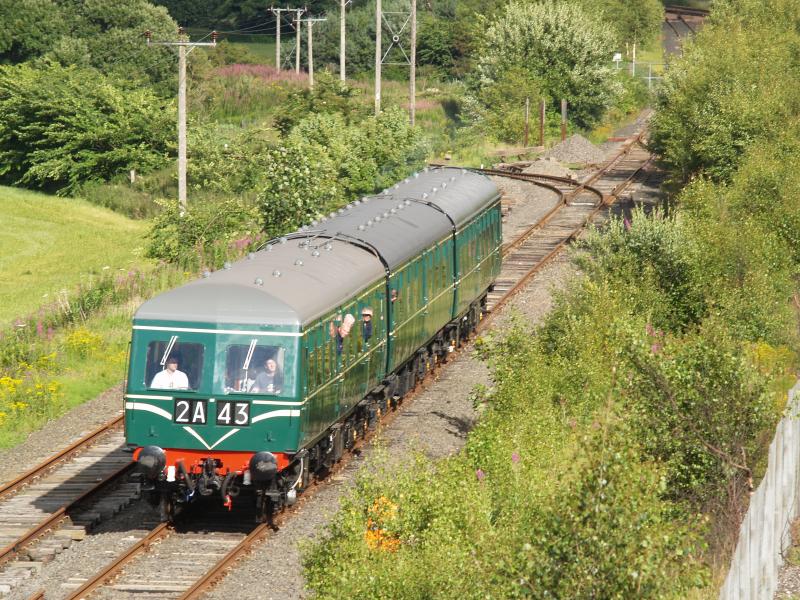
xmin=0 ymin=417 xmax=139 ymax=596
xmin=17 ymin=132 xmax=655 ymax=600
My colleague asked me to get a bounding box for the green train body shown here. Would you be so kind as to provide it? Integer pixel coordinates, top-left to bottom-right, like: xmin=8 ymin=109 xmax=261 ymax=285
xmin=125 ymin=167 xmax=501 ymax=520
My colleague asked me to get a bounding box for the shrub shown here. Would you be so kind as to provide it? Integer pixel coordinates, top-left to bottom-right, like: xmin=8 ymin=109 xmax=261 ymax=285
xmin=0 ymin=62 xmax=173 ymax=194
xmin=473 ymin=0 xmax=619 ymax=130
xmin=146 ymin=197 xmax=264 ymax=268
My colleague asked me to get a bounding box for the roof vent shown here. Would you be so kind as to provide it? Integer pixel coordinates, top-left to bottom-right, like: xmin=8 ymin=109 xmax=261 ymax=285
xmin=247 ymin=252 xmax=256 ymax=260
xmin=374 ymin=215 xmax=382 ymax=222
xmin=272 ymin=270 xmax=281 ymax=278
xmin=404 ymin=199 xmax=411 ymax=206
xmin=324 ymin=243 xmax=333 ymax=251
xmin=223 ymin=262 xmax=232 ymax=270
xmin=254 ymin=277 xmax=264 ymax=286
xmin=431 ymin=187 xmax=438 ymax=193
xmin=312 ymin=249 xmax=321 ymax=257
xmin=358 ymin=224 xmax=366 ymax=231
xmin=295 ymin=259 xmax=304 ymax=266
xmin=383 ymin=211 xmax=389 ymax=218
xmin=397 ymin=203 xmax=404 ymax=210
xmin=390 ymin=208 xmax=397 ymax=214
xmin=422 ymin=193 xmax=429 ymax=199
xmin=450 ymin=176 xmax=456 ymax=182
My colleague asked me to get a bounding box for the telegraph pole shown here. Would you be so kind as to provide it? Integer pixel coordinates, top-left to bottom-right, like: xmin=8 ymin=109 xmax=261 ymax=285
xmin=146 ymin=28 xmax=216 ymax=214
xmin=272 ymin=7 xmax=281 ymax=69
xmin=294 ymin=8 xmax=306 ymax=73
xmin=340 ymin=0 xmax=350 ymax=81
xmin=375 ymin=0 xmax=381 ymax=115
xmin=299 ymin=16 xmax=326 ymax=88
xmin=409 ymin=0 xmax=416 ymax=125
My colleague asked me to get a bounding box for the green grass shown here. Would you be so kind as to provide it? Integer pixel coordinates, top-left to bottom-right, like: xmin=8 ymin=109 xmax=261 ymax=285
xmin=0 ymin=186 xmax=149 ymax=327
xmin=227 ymin=39 xmax=277 ymax=66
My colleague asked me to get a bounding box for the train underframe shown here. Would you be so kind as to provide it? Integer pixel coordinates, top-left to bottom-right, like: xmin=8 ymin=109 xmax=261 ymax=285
xmin=137 ymin=293 xmax=488 ymax=523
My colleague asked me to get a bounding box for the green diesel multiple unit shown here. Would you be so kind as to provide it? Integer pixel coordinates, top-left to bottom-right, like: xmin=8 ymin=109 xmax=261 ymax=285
xmin=125 ymin=167 xmax=501 ymax=520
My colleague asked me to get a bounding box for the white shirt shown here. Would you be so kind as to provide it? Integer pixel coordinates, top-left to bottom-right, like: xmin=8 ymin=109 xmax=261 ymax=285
xmin=150 ymin=368 xmax=190 ymax=390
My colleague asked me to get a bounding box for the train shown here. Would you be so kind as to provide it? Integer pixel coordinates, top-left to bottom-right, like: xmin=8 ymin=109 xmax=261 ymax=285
xmin=124 ymin=166 xmax=502 ymax=521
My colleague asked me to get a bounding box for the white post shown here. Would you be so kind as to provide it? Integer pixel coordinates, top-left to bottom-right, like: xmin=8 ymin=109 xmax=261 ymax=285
xmin=409 ymin=0 xmax=416 ymax=125
xmin=375 ymin=0 xmax=381 ymax=115
xmin=340 ymin=0 xmax=346 ymax=81
xmin=177 ymin=39 xmax=187 ymax=215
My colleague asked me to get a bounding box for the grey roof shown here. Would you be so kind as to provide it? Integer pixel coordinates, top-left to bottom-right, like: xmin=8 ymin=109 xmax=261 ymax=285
xmin=135 ymin=239 xmax=385 ymax=327
xmin=298 ymin=167 xmax=499 ymax=270
xmin=135 ymin=167 xmax=499 ymax=328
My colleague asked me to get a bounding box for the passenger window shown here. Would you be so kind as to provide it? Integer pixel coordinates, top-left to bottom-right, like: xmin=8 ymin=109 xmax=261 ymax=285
xmin=145 ymin=339 xmax=204 ymax=391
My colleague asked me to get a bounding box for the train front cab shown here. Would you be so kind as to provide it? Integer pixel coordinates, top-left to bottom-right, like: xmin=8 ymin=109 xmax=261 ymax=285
xmin=124 ymin=323 xmax=304 ymax=519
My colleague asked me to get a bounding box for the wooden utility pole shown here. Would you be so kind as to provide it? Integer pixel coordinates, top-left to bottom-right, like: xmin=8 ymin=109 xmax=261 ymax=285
xmin=375 ymin=0 xmax=382 ymax=115
xmin=299 ymin=16 xmax=326 ymax=88
xmin=539 ymin=99 xmax=545 ymax=147
xmin=561 ymin=99 xmax=568 ymax=142
xmin=294 ymin=8 xmax=306 ymax=74
xmin=146 ymin=28 xmax=216 ymax=215
xmin=340 ymin=0 xmax=348 ymax=81
xmin=272 ymin=7 xmax=281 ymax=69
xmin=523 ymin=97 xmax=530 ymax=146
xmin=409 ymin=0 xmax=416 ymax=125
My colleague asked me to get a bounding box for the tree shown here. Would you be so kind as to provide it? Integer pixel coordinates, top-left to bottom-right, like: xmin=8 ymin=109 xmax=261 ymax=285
xmin=473 ymin=0 xmax=619 ymax=130
xmin=578 ymin=0 xmax=663 ymax=50
xmin=0 ymin=0 xmax=177 ymax=91
xmin=0 ymin=61 xmax=174 ymax=194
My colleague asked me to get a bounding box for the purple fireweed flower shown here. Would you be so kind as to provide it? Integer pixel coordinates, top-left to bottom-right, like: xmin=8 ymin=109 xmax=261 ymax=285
xmin=651 ymin=343 xmax=662 ymax=354
xmin=645 ymin=322 xmax=655 ymax=337
xmin=511 ymin=452 xmax=520 ymax=464
xmin=36 ymin=321 xmax=43 ymax=338
xmin=476 ymin=469 xmax=485 ymax=482
xmin=624 ymin=218 xmax=632 ymax=231
xmin=47 ymin=327 xmax=54 ymax=341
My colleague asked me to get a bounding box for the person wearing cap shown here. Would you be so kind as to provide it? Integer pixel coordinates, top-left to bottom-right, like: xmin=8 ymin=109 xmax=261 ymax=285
xmin=361 ymin=307 xmax=373 ymax=342
xmin=150 ymin=356 xmax=190 ymax=389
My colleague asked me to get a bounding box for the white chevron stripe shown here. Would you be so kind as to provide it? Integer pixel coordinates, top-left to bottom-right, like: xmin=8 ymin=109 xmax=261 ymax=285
xmin=125 ymin=402 xmax=172 ymax=420
xmin=251 ymin=409 xmax=300 ymax=423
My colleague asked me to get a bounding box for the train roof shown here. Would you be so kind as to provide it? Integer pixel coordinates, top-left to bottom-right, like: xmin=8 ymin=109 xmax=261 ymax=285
xmin=134 ymin=167 xmax=499 ymax=328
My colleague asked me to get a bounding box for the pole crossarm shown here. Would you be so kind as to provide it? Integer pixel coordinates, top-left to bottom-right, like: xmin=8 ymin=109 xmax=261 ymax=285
xmin=380 ymin=11 xmax=412 ymax=65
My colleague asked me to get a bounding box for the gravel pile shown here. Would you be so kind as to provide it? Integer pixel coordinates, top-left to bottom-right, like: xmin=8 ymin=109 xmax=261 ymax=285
xmin=522 ymin=158 xmax=576 ymax=179
xmin=544 ymin=134 xmax=606 ymax=165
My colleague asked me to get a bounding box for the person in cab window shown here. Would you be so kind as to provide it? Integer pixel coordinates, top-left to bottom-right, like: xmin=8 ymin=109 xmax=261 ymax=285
xmin=150 ymin=356 xmax=189 ymax=390
xmin=252 ymin=357 xmax=283 ymax=394
xmin=361 ymin=307 xmax=373 ymax=342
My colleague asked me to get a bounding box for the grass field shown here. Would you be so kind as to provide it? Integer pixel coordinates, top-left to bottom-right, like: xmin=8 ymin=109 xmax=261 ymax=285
xmin=0 ymin=186 xmax=149 ymax=327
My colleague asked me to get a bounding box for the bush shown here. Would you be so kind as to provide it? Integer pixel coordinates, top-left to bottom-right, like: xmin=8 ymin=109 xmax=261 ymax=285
xmin=648 ymin=4 xmax=800 ymax=182
xmin=472 ymin=0 xmax=619 ymax=131
xmin=146 ymin=198 xmax=264 ymax=268
xmin=0 ymin=62 xmax=173 ymax=194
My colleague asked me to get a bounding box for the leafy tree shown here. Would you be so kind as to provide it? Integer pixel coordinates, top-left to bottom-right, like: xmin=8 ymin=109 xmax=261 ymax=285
xmin=273 ymin=73 xmax=367 ymax=135
xmin=649 ymin=0 xmax=800 ymax=182
xmin=472 ymin=0 xmax=619 ymax=131
xmin=0 ymin=0 xmax=177 ymax=91
xmin=578 ymin=0 xmax=663 ymax=50
xmin=0 ymin=61 xmax=173 ymax=194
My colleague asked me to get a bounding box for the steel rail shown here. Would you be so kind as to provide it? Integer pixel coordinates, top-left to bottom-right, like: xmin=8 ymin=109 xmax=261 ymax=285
xmin=0 ymin=414 xmax=124 ymax=502
xmin=64 ymin=522 xmax=171 ymax=600
xmin=479 ymin=150 xmax=652 ymax=329
xmin=663 ymin=4 xmax=709 ymax=17
xmin=0 ymin=461 xmax=135 ymax=568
